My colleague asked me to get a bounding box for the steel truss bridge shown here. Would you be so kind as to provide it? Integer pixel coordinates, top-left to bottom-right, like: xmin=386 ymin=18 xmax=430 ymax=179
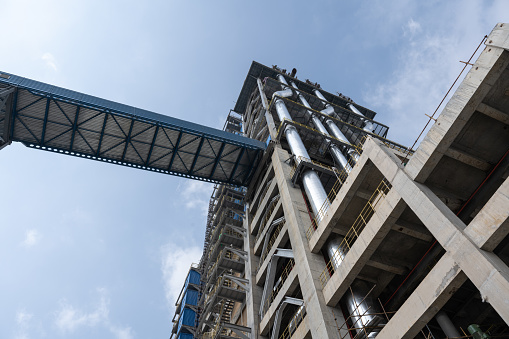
xmin=0 ymin=72 xmax=265 ymax=186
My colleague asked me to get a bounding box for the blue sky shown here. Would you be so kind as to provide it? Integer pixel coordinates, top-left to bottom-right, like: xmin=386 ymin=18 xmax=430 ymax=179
xmin=1 ymin=1 xmax=507 ymax=338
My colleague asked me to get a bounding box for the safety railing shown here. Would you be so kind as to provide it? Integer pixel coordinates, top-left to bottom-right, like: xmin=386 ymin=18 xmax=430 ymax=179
xmin=258 ymin=221 xmax=286 ymax=270
xmin=204 ymin=275 xmax=245 ymax=306
xmin=272 ymin=94 xmax=410 ymax=154
xmin=223 ymin=227 xmax=243 ymax=239
xmin=279 ymin=307 xmax=307 ymax=339
xmin=254 ymin=178 xmax=274 ymax=213
xmin=207 ymin=225 xmax=244 ymax=259
xmin=261 ymin=259 xmax=296 ymax=317
xmin=255 ymin=194 xmax=281 ymax=241
xmin=207 ymin=226 xmax=243 ymax=262
xmin=207 ymin=248 xmax=243 ymax=278
xmin=319 ymin=179 xmax=391 ymax=288
xmin=276 ymin=117 xmax=361 ymax=154
xmin=289 ymin=155 xmax=338 ymax=179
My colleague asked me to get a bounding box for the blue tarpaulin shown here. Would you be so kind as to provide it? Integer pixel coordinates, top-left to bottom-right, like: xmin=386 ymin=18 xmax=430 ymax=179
xmin=183 ymin=289 xmax=199 ymax=306
xmin=178 ymin=307 xmax=196 ymax=333
xmin=185 ymin=270 xmax=201 ymax=287
xmin=177 ymin=332 xmax=194 ymax=339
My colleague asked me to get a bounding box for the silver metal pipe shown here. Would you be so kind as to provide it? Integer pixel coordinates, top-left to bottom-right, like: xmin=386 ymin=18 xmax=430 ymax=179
xmin=302 ymin=170 xmax=329 ymax=217
xmin=291 ymin=82 xmax=349 ymax=169
xmin=324 ymin=119 xmax=350 ymax=145
xmin=274 ymin=100 xmax=309 ymax=160
xmin=288 ymin=305 xmax=305 ymax=334
xmin=273 ymin=74 xmax=293 ymax=99
xmin=347 ymin=103 xmax=375 ymax=133
xmin=344 ymin=280 xmax=384 ymax=339
xmin=325 ymin=235 xmax=347 ymax=269
xmin=315 ymin=89 xmax=358 ymax=169
xmin=271 ymin=75 xmax=328 ymax=219
xmin=313 ymin=89 xmax=328 ymax=102
xmin=435 ymin=311 xmax=461 ymax=338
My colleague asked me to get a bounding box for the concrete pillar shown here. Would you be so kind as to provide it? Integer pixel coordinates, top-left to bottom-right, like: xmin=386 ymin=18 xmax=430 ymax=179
xmin=271 ymin=145 xmax=348 ymax=338
xmin=365 ymin=138 xmax=509 ymax=326
xmin=377 ymin=253 xmax=467 ymax=339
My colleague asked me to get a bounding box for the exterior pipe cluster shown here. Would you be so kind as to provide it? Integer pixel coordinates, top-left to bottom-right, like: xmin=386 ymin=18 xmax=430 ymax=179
xmin=272 ymin=74 xmax=328 ymax=218
xmin=347 ymin=103 xmax=375 ymax=133
xmin=314 ymin=89 xmax=360 ymax=166
xmin=291 ymin=82 xmax=350 ymax=171
xmin=273 ymin=74 xmax=382 ymax=338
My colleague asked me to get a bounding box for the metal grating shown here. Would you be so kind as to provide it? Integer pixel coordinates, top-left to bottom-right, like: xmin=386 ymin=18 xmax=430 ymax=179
xmin=0 ymin=71 xmax=266 ymax=186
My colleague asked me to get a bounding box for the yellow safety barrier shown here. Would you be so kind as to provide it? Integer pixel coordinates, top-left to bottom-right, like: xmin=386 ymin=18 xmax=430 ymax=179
xmin=278 ymin=307 xmax=307 ymax=339
xmin=204 ymin=275 xmax=244 ymax=306
xmin=319 ymin=179 xmax=391 ymax=288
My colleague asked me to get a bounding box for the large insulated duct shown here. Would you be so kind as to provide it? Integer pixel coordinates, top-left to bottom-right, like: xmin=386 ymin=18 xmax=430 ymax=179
xmin=291 ymin=81 xmax=349 ymax=170
xmin=325 ymin=235 xmax=347 ymax=270
xmin=273 ymin=75 xmax=328 ymax=217
xmin=344 ymin=280 xmax=384 ymax=339
xmin=435 ymin=311 xmax=461 ymax=338
xmin=314 ymin=89 xmax=360 ymax=164
xmin=347 ymin=103 xmax=375 ymax=133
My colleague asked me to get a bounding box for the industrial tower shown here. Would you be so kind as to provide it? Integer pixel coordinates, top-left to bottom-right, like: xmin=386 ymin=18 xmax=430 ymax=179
xmin=171 ymin=23 xmax=509 ymax=339
xmin=1 ymin=24 xmax=509 ymax=339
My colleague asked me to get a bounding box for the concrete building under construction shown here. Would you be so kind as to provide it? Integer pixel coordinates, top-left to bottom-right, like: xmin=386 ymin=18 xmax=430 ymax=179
xmin=170 ymin=23 xmax=509 ymax=339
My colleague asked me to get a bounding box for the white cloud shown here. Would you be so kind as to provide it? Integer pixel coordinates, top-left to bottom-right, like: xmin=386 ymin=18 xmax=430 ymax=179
xmin=42 ymin=52 xmax=58 ymax=71
xmin=22 ymin=229 xmax=40 ymax=248
xmin=363 ymin=0 xmax=509 ymax=147
xmin=55 ymin=290 xmax=109 ymax=332
xmin=14 ymin=309 xmax=33 ymax=339
xmin=55 ymin=288 xmax=134 ymax=338
xmin=16 ymin=310 xmax=33 ymax=325
xmin=161 ymin=242 xmax=202 ymax=307
xmin=179 ymin=180 xmax=213 ymax=215
xmin=403 ymin=18 xmax=421 ymax=38
xmin=110 ymin=325 xmax=135 ymax=339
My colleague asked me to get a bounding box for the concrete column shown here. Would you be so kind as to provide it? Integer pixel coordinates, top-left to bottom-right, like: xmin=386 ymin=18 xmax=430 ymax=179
xmin=365 ymin=138 xmax=509 ymax=325
xmin=464 ymin=175 xmax=509 ymax=251
xmin=271 ymin=145 xmax=348 ymax=338
xmin=377 ymin=253 xmax=467 ymax=339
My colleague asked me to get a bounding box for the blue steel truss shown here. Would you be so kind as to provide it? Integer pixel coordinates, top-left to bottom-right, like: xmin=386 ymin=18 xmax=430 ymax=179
xmin=0 ymin=72 xmax=266 ymax=186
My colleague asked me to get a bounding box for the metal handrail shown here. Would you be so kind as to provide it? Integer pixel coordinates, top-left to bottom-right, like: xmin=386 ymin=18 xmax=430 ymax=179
xmin=255 ymin=194 xmax=281 ymax=242
xmin=258 ymin=221 xmax=286 ymax=270
xmin=279 ymin=307 xmax=307 ymax=339
xmin=261 ymin=259 xmax=296 ymax=317
xmin=319 ymin=179 xmax=391 ymax=288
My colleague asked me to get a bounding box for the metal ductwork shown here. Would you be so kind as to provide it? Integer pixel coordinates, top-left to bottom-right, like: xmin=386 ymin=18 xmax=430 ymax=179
xmin=287 ymin=305 xmax=305 ymax=334
xmin=272 ymin=75 xmax=328 ymax=218
xmin=436 ymin=311 xmax=461 ymax=338
xmin=347 ymin=103 xmax=375 ymax=133
xmin=291 ymin=82 xmax=349 ymax=171
xmin=314 ymin=89 xmax=360 ymax=166
xmin=325 ymin=235 xmax=347 ymax=270
xmin=343 ymin=280 xmax=385 ymax=339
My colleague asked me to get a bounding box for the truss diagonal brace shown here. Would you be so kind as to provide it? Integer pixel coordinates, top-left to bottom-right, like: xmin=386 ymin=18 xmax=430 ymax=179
xmin=0 ymin=86 xmax=15 ymax=149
